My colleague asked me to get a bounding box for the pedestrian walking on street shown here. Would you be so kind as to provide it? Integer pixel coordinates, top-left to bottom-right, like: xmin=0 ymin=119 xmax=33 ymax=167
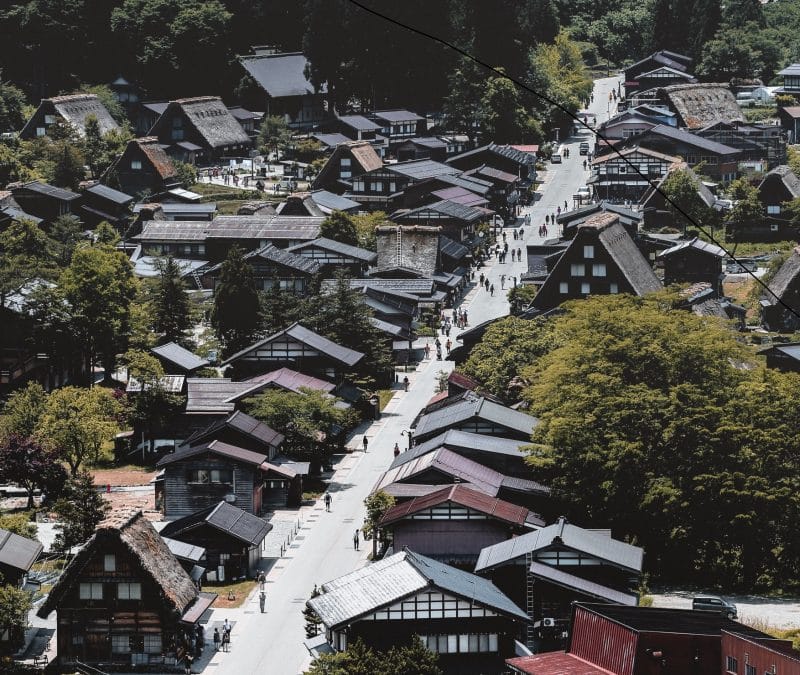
xmin=463 ymin=310 xmax=468 ymax=325
xmin=479 ymin=272 xmax=484 ymax=286
xmin=517 ymin=247 xmax=522 ymax=260
xmin=490 ymin=284 xmax=495 ymax=296
xmin=511 ymin=250 xmax=515 ymax=263
xmin=484 ymin=279 xmax=490 ymax=291
xmin=424 ymin=343 xmax=430 ymax=359
xmin=520 ymin=227 xmax=525 ymax=237
xmin=446 ymin=338 xmax=451 ymax=355
xmin=196 ymin=624 xmax=204 ymax=655
xmin=403 ymin=376 xmax=409 ymax=392
xmin=545 ymin=214 xmax=549 ymax=225
xmin=564 ymin=200 xmax=568 ymax=210
xmin=259 ymin=591 xmax=266 ymax=613
xmin=513 ymin=230 xmax=517 ymax=240
xmin=394 ymin=442 xmax=401 ymax=457
xmin=445 ymin=325 xmax=451 ymax=337
xmin=436 ymin=347 xmax=442 ymax=360
xmin=324 ymin=493 xmax=332 ymax=512
xmin=258 ymin=570 xmax=266 ymax=590
xmin=213 ymin=628 xmax=220 ymax=651
xmin=363 ymin=435 xmax=369 ymax=452
xmin=501 ymin=274 xmax=506 ymax=289
xmin=221 ymin=631 xmax=230 ymax=653
xmin=184 ymin=652 xmax=194 ymax=674
xmin=353 ymin=529 xmax=360 ymax=550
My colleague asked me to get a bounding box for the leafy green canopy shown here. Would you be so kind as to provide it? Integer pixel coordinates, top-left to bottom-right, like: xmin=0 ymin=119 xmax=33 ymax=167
xmin=305 ymin=637 xmax=441 ymax=675
xmin=517 ymin=294 xmax=800 ymax=589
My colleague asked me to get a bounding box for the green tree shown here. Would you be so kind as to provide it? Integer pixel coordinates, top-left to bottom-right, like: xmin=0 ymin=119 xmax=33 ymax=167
xmin=522 ymin=293 xmax=800 ymax=588
xmin=59 ymin=242 xmax=138 ymax=378
xmin=122 ymin=350 xmax=184 ymax=456
xmin=173 ymin=160 xmax=197 ymax=189
xmin=320 ymin=211 xmax=359 ymax=247
xmin=724 ymin=177 xmax=764 ymax=240
xmin=0 ymin=513 xmax=37 ymax=539
xmin=0 ymin=435 xmax=68 ymax=508
xmin=211 ymin=245 xmax=262 ymax=357
xmin=245 ymin=387 xmax=357 ymax=473
xmin=304 ymin=273 xmax=393 ymax=388
xmin=659 ymin=168 xmax=720 ymax=235
xmin=0 ymin=218 xmax=57 ymax=302
xmin=0 ymin=582 xmax=33 ymax=653
xmin=461 ymin=316 xmax=559 ymax=402
xmin=49 ymin=139 xmax=85 ymax=190
xmin=0 ymin=382 xmax=47 ymax=441
xmin=84 ymin=114 xmax=106 ymax=179
xmin=305 ymin=637 xmax=441 ymax=675
xmin=94 ymin=222 xmax=120 ymax=246
xmin=352 ymin=211 xmax=386 ymax=251
xmin=48 ymin=214 xmax=84 ymax=266
xmin=443 ymin=58 xmax=484 ymax=143
xmin=257 ymin=115 xmax=293 ymax=165
xmin=261 ymin=280 xmax=304 ymax=336
xmin=52 ymin=470 xmax=110 ymax=551
xmin=507 ymin=284 xmax=538 ymax=316
xmin=480 ymin=71 xmax=537 ymax=144
xmin=363 ymin=490 xmax=395 ymax=558
xmin=303 ymin=586 xmax=323 ymax=639
xmin=0 ymin=77 xmax=27 ymax=132
xmin=150 ymin=256 xmax=192 ymax=344
xmin=36 ymin=386 xmax=121 ymax=475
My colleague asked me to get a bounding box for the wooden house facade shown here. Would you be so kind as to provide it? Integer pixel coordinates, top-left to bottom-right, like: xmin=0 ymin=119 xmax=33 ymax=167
xmin=308 ymin=550 xmax=530 ymax=675
xmin=148 ymin=97 xmax=252 ymax=164
xmin=37 ymin=510 xmax=215 ymax=672
xmin=312 ymin=141 xmax=384 ymax=194
xmin=287 ymin=237 xmax=378 ymax=276
xmin=750 ymin=165 xmax=800 ymax=241
xmin=10 ymin=181 xmax=80 ymax=223
xmin=590 ymin=147 xmax=676 ymax=202
xmin=657 ymin=237 xmax=725 ymax=293
xmin=378 ymin=485 xmax=544 ymax=566
xmin=104 ymin=137 xmax=181 ymax=199
xmin=475 ymin=517 xmax=643 ymax=650
xmin=220 ymin=322 xmax=364 ymax=382
xmin=160 ymin=501 xmax=271 ymax=581
xmin=157 ymin=440 xmax=271 ymax=519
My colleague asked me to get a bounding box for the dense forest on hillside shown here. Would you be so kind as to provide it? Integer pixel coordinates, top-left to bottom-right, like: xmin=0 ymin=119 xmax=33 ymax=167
xmin=0 ymin=0 xmax=798 ymax=112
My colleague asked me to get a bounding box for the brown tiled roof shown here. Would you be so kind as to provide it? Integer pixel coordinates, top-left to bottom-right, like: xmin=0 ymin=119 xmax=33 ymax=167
xmin=378 ymin=484 xmax=542 ymax=527
xmin=136 ymin=137 xmax=178 ymax=180
xmin=38 ymin=510 xmax=196 ymax=618
xmin=157 ymin=439 xmax=268 ymax=467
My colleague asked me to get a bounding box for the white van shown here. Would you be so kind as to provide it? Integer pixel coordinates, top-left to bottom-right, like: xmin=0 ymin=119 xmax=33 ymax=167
xmin=551 ymin=146 xmax=562 ymax=163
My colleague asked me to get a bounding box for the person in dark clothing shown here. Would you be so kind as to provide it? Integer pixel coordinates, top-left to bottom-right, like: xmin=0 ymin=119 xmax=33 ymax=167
xmin=353 ymin=529 xmax=360 ymax=550
xmin=213 ymin=628 xmax=221 ymax=651
xmin=324 ymin=493 xmax=332 ymax=511
xmin=363 ymin=436 xmax=369 ymax=452
xmin=259 ymin=591 xmax=266 ymax=613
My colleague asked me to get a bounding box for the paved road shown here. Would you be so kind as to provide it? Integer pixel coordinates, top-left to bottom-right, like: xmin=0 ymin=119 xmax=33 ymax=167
xmin=200 ymin=76 xmax=621 ymax=675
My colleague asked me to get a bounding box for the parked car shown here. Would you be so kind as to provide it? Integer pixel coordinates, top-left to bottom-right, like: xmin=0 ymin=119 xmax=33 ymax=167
xmin=579 ymin=142 xmax=590 ymax=155
xmin=576 ymin=186 xmax=591 ymax=201
xmin=551 ymin=147 xmax=562 ymax=164
xmin=692 ymin=595 xmax=738 ymax=619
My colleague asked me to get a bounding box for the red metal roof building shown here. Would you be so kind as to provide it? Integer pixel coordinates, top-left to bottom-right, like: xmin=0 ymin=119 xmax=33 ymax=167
xmin=378 ymin=485 xmax=543 ymax=566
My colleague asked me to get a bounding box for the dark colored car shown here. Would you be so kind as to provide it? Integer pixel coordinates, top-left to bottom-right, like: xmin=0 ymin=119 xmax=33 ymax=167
xmin=579 ymin=142 xmax=590 ymax=155
xmin=692 ymin=596 xmax=738 ymax=619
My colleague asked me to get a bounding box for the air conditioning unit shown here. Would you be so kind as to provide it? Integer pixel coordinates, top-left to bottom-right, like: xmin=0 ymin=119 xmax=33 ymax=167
xmin=542 ymin=618 xmax=555 ymax=627
xmin=225 ymin=494 xmax=237 ymax=503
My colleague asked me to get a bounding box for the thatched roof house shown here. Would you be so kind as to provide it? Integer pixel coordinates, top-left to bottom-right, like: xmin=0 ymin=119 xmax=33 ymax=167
xmin=149 ymin=96 xmax=252 ymax=162
xmin=20 ymin=93 xmax=120 ymax=139
xmin=103 ymin=137 xmax=180 ymax=198
xmin=761 ymin=247 xmax=800 ymax=332
xmin=657 ymin=83 xmax=744 ymax=129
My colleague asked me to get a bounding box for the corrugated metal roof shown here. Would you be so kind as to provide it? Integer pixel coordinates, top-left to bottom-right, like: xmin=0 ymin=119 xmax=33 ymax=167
xmin=308 ymin=190 xmax=361 ymax=213
xmin=372 ymin=109 xmax=424 ymax=123
xmin=0 ymin=528 xmax=42 ymax=572
xmin=161 ymin=500 xmax=272 ymax=546
xmin=185 ymin=378 xmax=251 ymax=414
xmin=475 ymin=518 xmax=644 ymax=573
xmin=228 ymin=367 xmax=335 ymax=400
xmin=152 ymin=342 xmax=209 ymax=372
xmin=507 ymin=652 xmax=616 ymax=674
xmin=388 ymin=159 xmax=461 ymax=181
xmin=157 ymin=439 xmax=267 ymax=467
xmin=379 ymin=484 xmax=542 ymax=528
xmin=309 ymin=549 xmax=528 ymax=628
xmin=16 ymin=181 xmax=80 ymax=200
xmin=311 ymin=132 xmax=351 ymax=147
xmin=161 ymin=536 xmax=206 ymax=562
xmin=239 ymin=52 xmax=325 ymax=98
xmin=430 ymin=186 xmax=489 ymax=207
xmin=391 ymin=430 xmax=527 ymax=470
xmin=85 ymin=183 xmax=133 ymax=205
xmin=288 ymin=236 xmax=377 ymax=263
xmin=338 ymin=114 xmax=381 ymax=131
xmin=393 ymin=199 xmax=486 ymax=223
xmin=528 ymin=562 xmax=638 ymax=605
xmin=658 ymin=236 xmax=725 ymax=258
xmin=413 ymin=393 xmax=538 ymax=440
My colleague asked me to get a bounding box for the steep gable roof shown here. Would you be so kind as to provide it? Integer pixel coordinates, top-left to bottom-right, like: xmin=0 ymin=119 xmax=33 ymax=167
xmin=391 ymin=431 xmax=528 ymax=470
xmin=167 ymin=97 xmax=251 ymax=148
xmin=288 ymin=237 xmax=378 ymax=263
xmin=221 ymin=322 xmax=364 ymax=367
xmin=475 ymin=517 xmax=644 ymax=574
xmin=764 ymin=247 xmax=800 ymax=303
xmin=226 ymin=368 xmax=336 ymax=401
xmin=760 ymin=165 xmax=800 ymax=199
xmin=659 ymin=83 xmax=744 ymax=128
xmin=160 ymin=501 xmax=272 ymax=546
xmin=379 ymin=484 xmax=543 ymax=528
xmin=309 ymin=549 xmax=529 ymax=629
xmin=239 ymin=52 xmax=325 ymax=98
xmin=130 ymin=137 xmax=178 ymax=181
xmin=38 ymin=510 xmax=197 ymax=618
xmin=22 ymin=94 xmax=120 ymax=138
xmin=183 ymin=410 xmax=284 ymax=450
xmin=0 ymin=528 xmax=42 ymax=573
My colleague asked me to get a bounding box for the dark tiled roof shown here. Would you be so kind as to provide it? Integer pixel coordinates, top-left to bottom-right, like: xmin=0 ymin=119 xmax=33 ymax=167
xmin=762 ymin=165 xmax=800 ymax=199
xmin=157 ymin=439 xmax=268 ymax=467
xmin=528 ymin=561 xmax=638 ymax=605
xmin=388 ymin=159 xmax=461 ymax=181
xmin=248 ymin=243 xmax=322 ymax=273
xmin=229 ymin=368 xmax=336 ymax=400
xmin=311 ymin=132 xmax=351 ymax=147
xmin=239 ymin=52 xmax=325 ymax=98
xmin=184 ymin=410 xmax=284 ymax=449
xmin=0 ymin=528 xmax=42 ymax=572
xmin=85 ymin=183 xmax=134 ymax=205
xmin=658 ymin=236 xmax=725 ymax=259
xmin=392 ymin=199 xmax=486 ymax=223
xmin=151 ymin=342 xmax=209 ymax=372
xmin=39 ymin=511 xmax=196 ymax=618
xmin=308 ymin=190 xmax=361 ymax=212
xmin=185 ymin=378 xmax=251 ymax=414
xmin=288 ymin=237 xmax=377 ymax=263
xmin=309 ymin=549 xmax=529 ymax=629
xmin=221 ymin=322 xmax=364 ymax=367
xmin=161 ymin=536 xmax=206 ymax=562
xmin=475 ymin=517 xmax=644 ymax=573
xmin=646 ymin=124 xmax=740 ymax=155
xmin=161 ymin=501 xmax=272 ymax=546
xmin=16 ymin=181 xmax=80 ymax=201
xmin=391 ymin=430 xmax=527 ymax=469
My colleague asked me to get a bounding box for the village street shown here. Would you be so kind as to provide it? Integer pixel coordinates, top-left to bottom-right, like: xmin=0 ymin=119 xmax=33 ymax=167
xmin=194 ymin=78 xmax=622 ymax=675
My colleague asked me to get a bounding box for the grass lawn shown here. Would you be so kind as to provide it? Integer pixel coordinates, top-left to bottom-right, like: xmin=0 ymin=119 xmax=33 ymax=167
xmin=377 ymin=389 xmax=395 ymax=411
xmin=189 ymin=182 xmax=248 ymax=197
xmin=302 ymin=476 xmax=327 ymax=501
xmin=209 ymin=579 xmax=257 ymax=609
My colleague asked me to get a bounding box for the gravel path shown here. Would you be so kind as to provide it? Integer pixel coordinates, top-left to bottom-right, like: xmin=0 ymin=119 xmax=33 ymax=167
xmin=651 ymin=591 xmax=800 ymax=630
